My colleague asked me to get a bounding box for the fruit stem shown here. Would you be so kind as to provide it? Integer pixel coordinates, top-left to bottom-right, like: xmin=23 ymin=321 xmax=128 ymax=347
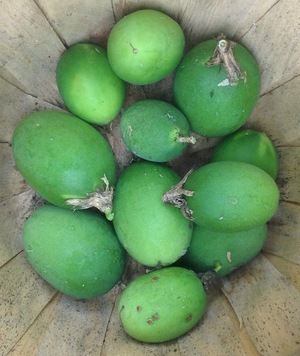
xmin=205 ymin=33 xmax=247 ymax=85
xmin=162 ymin=169 xmax=194 ymax=220
xmin=65 ymin=175 xmax=114 ymax=220
xmin=176 ymin=135 xmax=196 ymax=144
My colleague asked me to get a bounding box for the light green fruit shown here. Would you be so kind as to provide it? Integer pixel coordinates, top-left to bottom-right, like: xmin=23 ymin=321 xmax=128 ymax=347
xmin=211 ymin=129 xmax=279 ymax=179
xmin=56 ymin=43 xmax=125 ymax=125
xmin=118 ymin=267 xmax=207 ymax=343
xmin=183 ymin=161 xmax=279 ymax=232
xmin=12 ymin=111 xmax=116 ymax=217
xmin=120 ymin=99 xmax=194 ymax=162
xmin=113 ymin=162 xmax=193 ymax=267
xmin=23 ymin=205 xmax=126 ymax=299
xmin=107 ymin=9 xmax=185 ymax=85
xmin=181 ymin=224 xmax=268 ymax=277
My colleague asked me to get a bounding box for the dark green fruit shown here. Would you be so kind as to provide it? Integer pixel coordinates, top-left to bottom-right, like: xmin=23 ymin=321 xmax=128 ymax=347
xmin=180 ymin=161 xmax=279 ymax=232
xmin=120 ymin=99 xmax=195 ymax=162
xmin=113 ymin=162 xmax=193 ymax=267
xmin=173 ymin=36 xmax=260 ymax=137
xmin=211 ymin=129 xmax=279 ymax=179
xmin=118 ymin=267 xmax=207 ymax=343
xmin=56 ymin=43 xmax=125 ymax=125
xmin=181 ymin=224 xmax=268 ymax=277
xmin=107 ymin=9 xmax=185 ymax=85
xmin=12 ymin=111 xmax=116 ymax=218
xmin=23 ymin=205 xmax=126 ymax=299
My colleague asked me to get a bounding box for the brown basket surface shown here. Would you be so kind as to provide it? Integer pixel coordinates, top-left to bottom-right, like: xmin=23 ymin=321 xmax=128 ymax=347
xmin=0 ymin=1 xmax=299 ymax=355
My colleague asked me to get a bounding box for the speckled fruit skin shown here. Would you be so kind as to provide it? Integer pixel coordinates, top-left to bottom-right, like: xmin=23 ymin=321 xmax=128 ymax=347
xmin=184 ymin=161 xmax=279 ymax=232
xmin=12 ymin=111 xmax=116 ymax=208
xmin=112 ymin=162 xmax=193 ymax=267
xmin=181 ymin=224 xmax=268 ymax=277
xmin=118 ymin=267 xmax=207 ymax=343
xmin=173 ymin=39 xmax=260 ymax=137
xmin=23 ymin=205 xmax=126 ymax=299
xmin=56 ymin=43 xmax=125 ymax=125
xmin=107 ymin=9 xmax=185 ymax=85
xmin=120 ymin=99 xmax=191 ymax=162
xmin=210 ymin=129 xmax=279 ymax=179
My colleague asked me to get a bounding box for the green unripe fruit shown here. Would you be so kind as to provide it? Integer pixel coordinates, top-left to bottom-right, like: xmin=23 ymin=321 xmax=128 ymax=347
xmin=107 ymin=9 xmax=185 ymax=85
xmin=181 ymin=224 xmax=268 ymax=277
xmin=211 ymin=129 xmax=279 ymax=179
xmin=118 ymin=267 xmax=207 ymax=343
xmin=183 ymin=161 xmax=279 ymax=232
xmin=120 ymin=99 xmax=195 ymax=162
xmin=23 ymin=205 xmax=126 ymax=299
xmin=173 ymin=36 xmax=260 ymax=137
xmin=113 ymin=162 xmax=193 ymax=267
xmin=56 ymin=43 xmax=125 ymax=125
xmin=12 ymin=111 xmax=116 ymax=217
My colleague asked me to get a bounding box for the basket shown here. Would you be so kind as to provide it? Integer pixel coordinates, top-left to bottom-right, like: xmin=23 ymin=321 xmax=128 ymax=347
xmin=1 ymin=1 xmax=299 ymax=355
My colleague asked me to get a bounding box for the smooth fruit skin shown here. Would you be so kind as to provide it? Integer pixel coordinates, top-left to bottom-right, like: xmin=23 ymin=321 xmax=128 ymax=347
xmin=12 ymin=111 xmax=116 ymax=208
xmin=184 ymin=161 xmax=279 ymax=232
xmin=173 ymin=39 xmax=260 ymax=137
xmin=181 ymin=224 xmax=268 ymax=277
xmin=23 ymin=205 xmax=126 ymax=299
xmin=113 ymin=162 xmax=193 ymax=267
xmin=107 ymin=9 xmax=185 ymax=85
xmin=56 ymin=43 xmax=125 ymax=125
xmin=118 ymin=267 xmax=207 ymax=343
xmin=120 ymin=99 xmax=191 ymax=162
xmin=210 ymin=129 xmax=279 ymax=179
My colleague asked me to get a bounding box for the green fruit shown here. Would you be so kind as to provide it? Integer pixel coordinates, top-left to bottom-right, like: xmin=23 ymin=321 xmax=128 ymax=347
xmin=183 ymin=161 xmax=279 ymax=232
xmin=211 ymin=129 xmax=279 ymax=179
xmin=120 ymin=99 xmax=194 ymax=162
xmin=23 ymin=205 xmax=126 ymax=299
xmin=56 ymin=43 xmax=125 ymax=125
xmin=113 ymin=162 xmax=193 ymax=267
xmin=12 ymin=111 xmax=116 ymax=217
xmin=107 ymin=9 xmax=185 ymax=85
xmin=118 ymin=267 xmax=207 ymax=343
xmin=181 ymin=224 xmax=268 ymax=277
xmin=173 ymin=36 xmax=260 ymax=137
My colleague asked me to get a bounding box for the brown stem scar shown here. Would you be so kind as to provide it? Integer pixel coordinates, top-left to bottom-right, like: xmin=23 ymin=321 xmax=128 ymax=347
xmin=206 ymin=34 xmax=247 ymax=85
xmin=162 ymin=169 xmax=194 ymax=220
xmin=65 ymin=175 xmax=114 ymax=220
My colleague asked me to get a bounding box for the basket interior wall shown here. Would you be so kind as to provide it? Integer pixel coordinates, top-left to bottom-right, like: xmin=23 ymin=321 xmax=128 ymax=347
xmin=0 ymin=0 xmax=299 ymax=355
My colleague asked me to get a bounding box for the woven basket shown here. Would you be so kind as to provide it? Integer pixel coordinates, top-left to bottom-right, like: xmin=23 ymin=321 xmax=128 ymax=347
xmin=1 ymin=1 xmax=299 ymax=355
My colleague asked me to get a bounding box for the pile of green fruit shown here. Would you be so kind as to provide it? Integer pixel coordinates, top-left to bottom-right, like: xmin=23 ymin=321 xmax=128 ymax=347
xmin=12 ymin=9 xmax=280 ymax=344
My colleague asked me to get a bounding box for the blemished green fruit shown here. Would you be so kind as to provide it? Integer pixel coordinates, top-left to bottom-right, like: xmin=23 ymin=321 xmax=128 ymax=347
xmin=12 ymin=111 xmax=116 ymax=217
xmin=173 ymin=36 xmax=260 ymax=137
xmin=210 ymin=129 xmax=279 ymax=179
xmin=23 ymin=205 xmax=126 ymax=299
xmin=120 ymin=99 xmax=194 ymax=162
xmin=113 ymin=162 xmax=193 ymax=267
xmin=107 ymin=9 xmax=185 ymax=85
xmin=118 ymin=267 xmax=207 ymax=343
xmin=56 ymin=43 xmax=125 ymax=125
xmin=181 ymin=224 xmax=268 ymax=277
xmin=183 ymin=161 xmax=279 ymax=232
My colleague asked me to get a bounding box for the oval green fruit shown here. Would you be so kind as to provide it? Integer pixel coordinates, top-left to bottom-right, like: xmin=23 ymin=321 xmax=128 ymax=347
xmin=12 ymin=111 xmax=116 ymax=216
xmin=211 ymin=129 xmax=279 ymax=179
xmin=173 ymin=36 xmax=260 ymax=137
xmin=181 ymin=224 xmax=268 ymax=277
xmin=183 ymin=161 xmax=279 ymax=232
xmin=120 ymin=99 xmax=194 ymax=162
xmin=113 ymin=162 xmax=193 ymax=267
xmin=107 ymin=9 xmax=185 ymax=85
xmin=23 ymin=204 xmax=126 ymax=299
xmin=56 ymin=43 xmax=125 ymax=125
xmin=118 ymin=267 xmax=207 ymax=343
